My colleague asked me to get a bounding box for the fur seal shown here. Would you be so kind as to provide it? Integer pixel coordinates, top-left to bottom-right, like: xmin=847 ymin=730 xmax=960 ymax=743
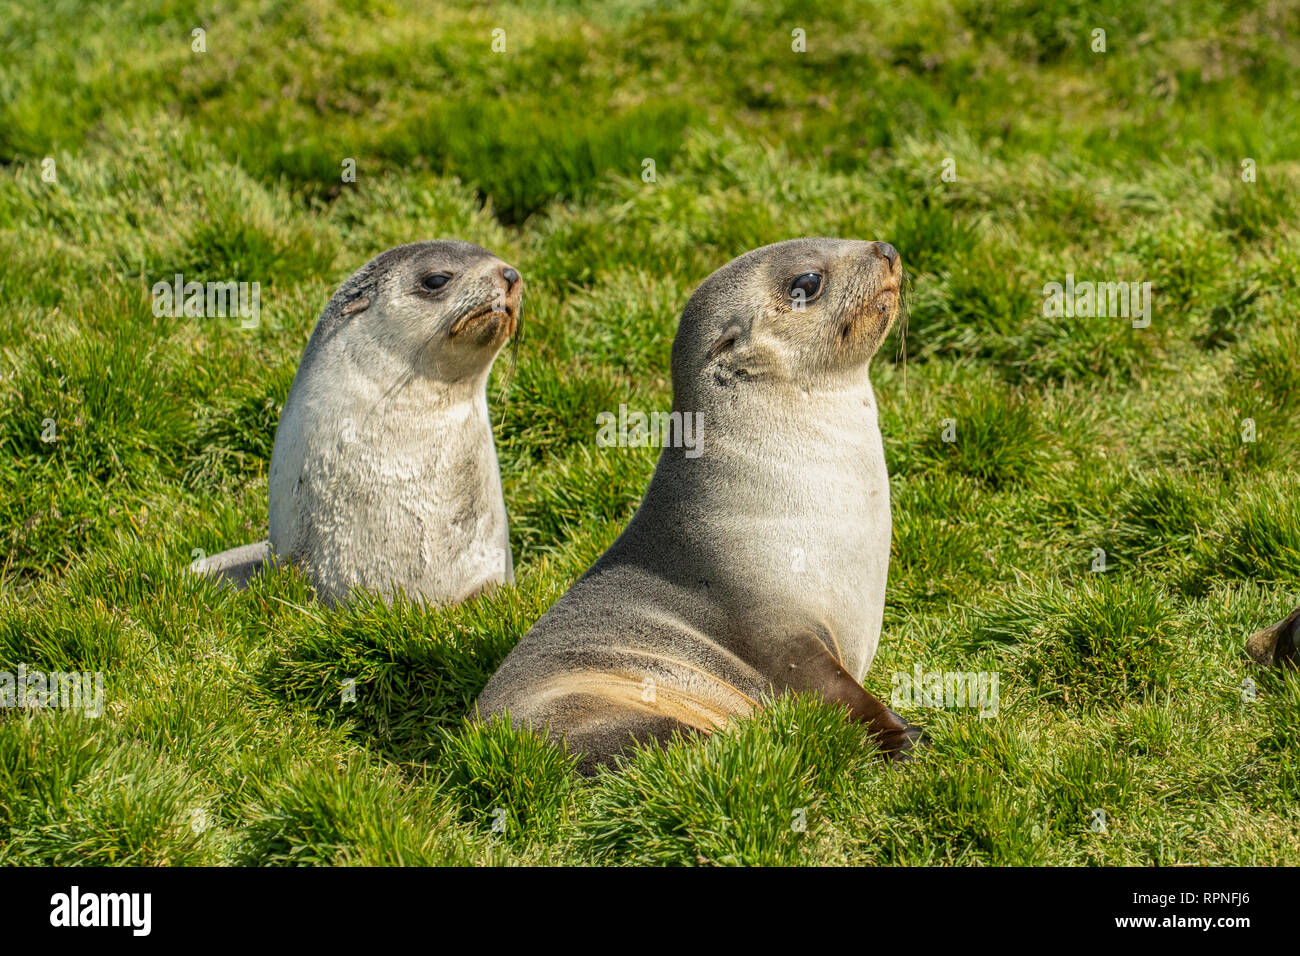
xmin=192 ymin=240 xmax=522 ymax=606
xmin=476 ymin=237 xmax=920 ymax=771
xmin=1246 ymin=605 xmax=1300 ymax=667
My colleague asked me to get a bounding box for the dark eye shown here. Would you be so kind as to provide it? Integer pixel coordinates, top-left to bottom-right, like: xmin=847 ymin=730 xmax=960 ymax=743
xmin=421 ymin=273 xmax=451 ymax=292
xmin=789 ymin=272 xmax=822 ymax=300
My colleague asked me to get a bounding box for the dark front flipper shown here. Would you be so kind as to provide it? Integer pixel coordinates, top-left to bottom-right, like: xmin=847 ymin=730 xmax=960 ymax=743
xmin=880 ymin=707 xmax=929 ymax=762
xmin=189 ymin=540 xmax=272 ymax=590
xmin=769 ymin=630 xmax=926 ymax=761
xmin=1246 ymin=605 xmax=1300 ymax=667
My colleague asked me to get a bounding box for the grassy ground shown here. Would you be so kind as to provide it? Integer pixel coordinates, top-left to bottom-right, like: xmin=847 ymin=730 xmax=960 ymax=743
xmin=1 ymin=0 xmax=1298 ymax=865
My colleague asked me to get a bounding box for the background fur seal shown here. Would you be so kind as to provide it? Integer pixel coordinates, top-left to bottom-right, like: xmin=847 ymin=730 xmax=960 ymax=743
xmin=1246 ymin=605 xmax=1299 ymax=667
xmin=477 ymin=237 xmax=918 ymax=771
xmin=192 ymin=239 xmax=521 ymax=606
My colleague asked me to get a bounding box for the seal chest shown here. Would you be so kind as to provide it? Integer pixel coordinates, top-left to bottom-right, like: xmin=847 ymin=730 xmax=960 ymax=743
xmin=478 ymin=237 xmax=921 ymax=771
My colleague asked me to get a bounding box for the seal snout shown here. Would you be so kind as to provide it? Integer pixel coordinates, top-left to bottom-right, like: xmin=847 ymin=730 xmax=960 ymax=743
xmin=448 ymin=260 xmax=524 ymax=341
xmin=868 ymin=240 xmax=901 ymax=290
xmin=830 ymin=240 xmax=902 ymax=352
xmin=867 ymin=239 xmax=902 ymax=299
xmin=492 ymin=262 xmax=524 ymax=320
xmin=873 ymin=241 xmax=900 ymax=271
xmin=490 ymin=262 xmax=524 ymax=339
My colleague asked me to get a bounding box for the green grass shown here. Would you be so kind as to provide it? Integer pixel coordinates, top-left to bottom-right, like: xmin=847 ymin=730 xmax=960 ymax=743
xmin=1 ymin=0 xmax=1298 ymax=865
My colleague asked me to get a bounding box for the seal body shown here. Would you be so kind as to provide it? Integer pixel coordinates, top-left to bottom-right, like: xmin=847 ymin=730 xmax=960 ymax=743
xmin=477 ymin=237 xmax=917 ymax=770
xmin=195 ymin=240 xmax=521 ymax=606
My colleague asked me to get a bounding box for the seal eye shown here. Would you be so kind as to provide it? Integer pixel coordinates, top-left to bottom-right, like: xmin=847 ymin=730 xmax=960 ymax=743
xmin=789 ymin=272 xmax=822 ymax=301
xmin=421 ymin=273 xmax=452 ymax=292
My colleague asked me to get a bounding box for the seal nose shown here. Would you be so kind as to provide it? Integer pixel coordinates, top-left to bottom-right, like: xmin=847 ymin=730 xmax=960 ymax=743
xmin=874 ymin=242 xmax=899 ymax=269
xmin=501 ymin=266 xmax=520 ymax=289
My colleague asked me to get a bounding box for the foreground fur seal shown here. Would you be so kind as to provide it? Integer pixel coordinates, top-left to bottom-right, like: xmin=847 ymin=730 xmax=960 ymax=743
xmin=192 ymin=240 xmax=521 ymax=606
xmin=477 ymin=237 xmax=919 ymax=771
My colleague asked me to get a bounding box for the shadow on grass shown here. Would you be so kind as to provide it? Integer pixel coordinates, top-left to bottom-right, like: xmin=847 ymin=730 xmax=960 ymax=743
xmin=255 ymin=573 xmax=563 ymax=768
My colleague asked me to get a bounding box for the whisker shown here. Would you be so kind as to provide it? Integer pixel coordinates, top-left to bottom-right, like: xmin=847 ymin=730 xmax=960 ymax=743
xmin=895 ymin=269 xmax=911 ymax=390
xmin=494 ymin=295 xmax=524 ymax=422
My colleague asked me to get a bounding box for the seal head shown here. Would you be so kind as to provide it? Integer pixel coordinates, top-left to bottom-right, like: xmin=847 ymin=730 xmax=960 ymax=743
xmin=676 ymin=236 xmax=901 ymax=394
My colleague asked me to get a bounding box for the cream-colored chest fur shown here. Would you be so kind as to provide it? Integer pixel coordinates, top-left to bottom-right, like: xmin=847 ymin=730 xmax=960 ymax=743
xmin=268 ymin=347 xmax=511 ymax=605
xmin=654 ymin=379 xmax=891 ymax=681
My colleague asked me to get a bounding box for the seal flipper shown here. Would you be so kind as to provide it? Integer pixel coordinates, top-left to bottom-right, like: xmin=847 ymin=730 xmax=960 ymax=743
xmin=1246 ymin=605 xmax=1300 ymax=667
xmin=189 ymin=540 xmax=271 ymax=590
xmin=770 ymin=630 xmax=926 ymax=761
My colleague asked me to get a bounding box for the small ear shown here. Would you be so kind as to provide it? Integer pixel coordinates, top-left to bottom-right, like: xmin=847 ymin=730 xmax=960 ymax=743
xmin=342 ymin=296 xmax=371 ymax=316
xmin=707 ymin=323 xmax=742 ymax=360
